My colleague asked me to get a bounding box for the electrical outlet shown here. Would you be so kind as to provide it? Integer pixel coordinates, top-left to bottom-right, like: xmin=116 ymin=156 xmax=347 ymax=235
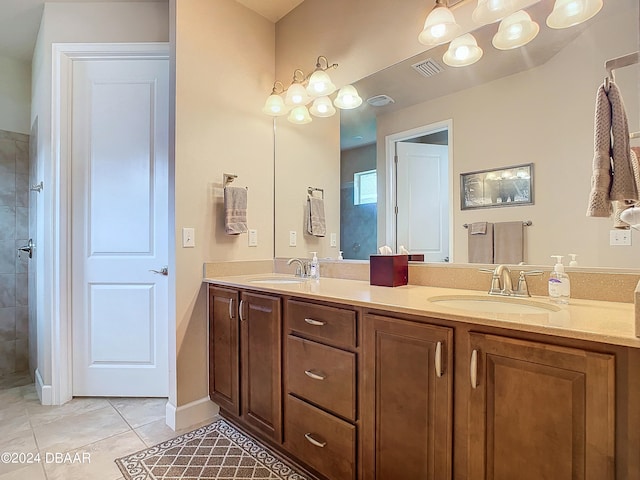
xmin=248 ymin=229 xmax=258 ymax=247
xmin=610 ymin=229 xmax=632 ymax=246
xmin=182 ymin=227 xmax=195 ymax=247
xmin=330 ymin=233 xmax=337 ymax=247
xmin=289 ymin=231 xmax=297 ymax=247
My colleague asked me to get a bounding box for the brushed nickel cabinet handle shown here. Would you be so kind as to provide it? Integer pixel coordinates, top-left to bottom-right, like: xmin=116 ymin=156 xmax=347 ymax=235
xmin=470 ymin=349 xmax=478 ymax=389
xmin=304 ymin=318 xmax=326 ymax=326
xmin=304 ymin=369 xmax=326 ymax=381
xmin=228 ymin=298 xmax=234 ymax=319
xmin=239 ymin=300 xmax=245 ymax=322
xmin=304 ymin=433 xmax=327 ymax=448
xmin=435 ymin=341 xmax=443 ymax=378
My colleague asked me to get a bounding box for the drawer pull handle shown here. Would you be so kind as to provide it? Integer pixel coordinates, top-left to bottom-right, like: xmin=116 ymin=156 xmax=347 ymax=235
xmin=228 ymin=298 xmax=234 ymax=319
xmin=304 ymin=433 xmax=327 ymax=448
xmin=304 ymin=369 xmax=326 ymax=381
xmin=470 ymin=349 xmax=478 ymax=389
xmin=304 ymin=318 xmax=326 ymax=326
xmin=435 ymin=341 xmax=443 ymax=378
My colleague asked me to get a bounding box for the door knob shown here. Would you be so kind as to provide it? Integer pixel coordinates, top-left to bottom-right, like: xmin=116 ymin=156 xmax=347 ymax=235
xmin=149 ymin=266 xmax=168 ymax=276
xmin=17 ymin=239 xmax=35 ymax=259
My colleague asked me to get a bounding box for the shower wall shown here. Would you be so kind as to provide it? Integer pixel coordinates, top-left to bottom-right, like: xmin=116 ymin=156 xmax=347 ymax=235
xmin=0 ymin=129 xmax=30 ymax=377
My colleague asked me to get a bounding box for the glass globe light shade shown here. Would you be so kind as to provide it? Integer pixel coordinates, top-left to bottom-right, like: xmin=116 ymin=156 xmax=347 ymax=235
xmin=306 ymin=69 xmax=337 ymax=97
xmin=309 ymin=96 xmax=336 ymax=117
xmin=492 ymin=10 xmax=539 ymax=50
xmin=333 ymin=85 xmax=363 ymax=110
xmin=287 ymin=105 xmax=312 ymax=124
xmin=418 ymin=5 xmax=461 ymax=46
xmin=472 ymin=0 xmax=520 ymax=25
xmin=262 ymin=93 xmax=288 ymax=116
xmin=546 ymin=0 xmax=603 ymax=29
xmin=443 ymin=34 xmax=483 ymax=67
xmin=285 ymin=82 xmax=311 ymax=106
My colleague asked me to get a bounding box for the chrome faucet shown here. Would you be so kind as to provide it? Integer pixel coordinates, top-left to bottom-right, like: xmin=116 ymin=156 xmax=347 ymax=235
xmin=287 ymin=258 xmax=308 ymax=277
xmin=492 ymin=264 xmax=513 ymax=296
xmin=480 ymin=265 xmax=543 ymax=297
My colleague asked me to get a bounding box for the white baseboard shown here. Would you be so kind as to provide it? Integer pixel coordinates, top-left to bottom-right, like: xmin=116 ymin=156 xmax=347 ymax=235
xmin=165 ymin=396 xmax=219 ymax=431
xmin=35 ymin=369 xmax=53 ymax=405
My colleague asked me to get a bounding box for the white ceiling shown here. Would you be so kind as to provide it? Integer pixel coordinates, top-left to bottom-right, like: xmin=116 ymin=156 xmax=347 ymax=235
xmin=0 ymin=0 xmax=301 ymax=63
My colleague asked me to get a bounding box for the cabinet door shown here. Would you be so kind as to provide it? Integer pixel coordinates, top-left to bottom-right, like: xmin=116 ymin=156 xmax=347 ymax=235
xmin=467 ymin=332 xmax=615 ymax=480
xmin=209 ymin=286 xmax=240 ymax=416
xmin=240 ymin=291 xmax=282 ymax=442
xmin=362 ymin=314 xmax=453 ymax=480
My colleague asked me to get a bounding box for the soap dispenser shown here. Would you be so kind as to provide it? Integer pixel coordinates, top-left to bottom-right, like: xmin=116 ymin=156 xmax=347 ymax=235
xmin=338 ymin=251 xmax=344 ymax=260
xmin=549 ymin=255 xmax=570 ymax=304
xmin=309 ymin=252 xmax=320 ymax=280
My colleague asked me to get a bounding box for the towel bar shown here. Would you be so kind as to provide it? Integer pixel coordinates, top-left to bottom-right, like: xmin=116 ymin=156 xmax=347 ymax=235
xmin=307 ymin=186 xmax=324 ymax=199
xmin=464 ymin=220 xmax=532 ymax=229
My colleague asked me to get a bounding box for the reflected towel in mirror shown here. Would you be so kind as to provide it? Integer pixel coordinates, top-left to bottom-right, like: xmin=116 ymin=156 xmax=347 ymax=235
xmin=307 ymin=195 xmax=326 ymax=237
xmin=224 ymin=186 xmax=248 ymax=235
xmin=468 ymin=222 xmax=493 ymax=263
xmin=494 ymin=221 xmax=524 ymax=264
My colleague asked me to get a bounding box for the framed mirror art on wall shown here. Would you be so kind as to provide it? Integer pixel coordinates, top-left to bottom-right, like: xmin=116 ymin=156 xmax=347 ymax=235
xmin=460 ymin=163 xmax=533 ymax=210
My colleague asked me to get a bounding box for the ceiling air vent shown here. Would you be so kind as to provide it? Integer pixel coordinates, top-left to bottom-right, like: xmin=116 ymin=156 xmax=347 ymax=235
xmin=366 ymin=94 xmax=395 ymax=107
xmin=411 ymin=58 xmax=444 ymax=78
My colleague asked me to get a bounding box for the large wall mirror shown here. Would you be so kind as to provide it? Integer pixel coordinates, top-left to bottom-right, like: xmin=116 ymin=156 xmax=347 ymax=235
xmin=275 ymin=0 xmax=639 ymax=269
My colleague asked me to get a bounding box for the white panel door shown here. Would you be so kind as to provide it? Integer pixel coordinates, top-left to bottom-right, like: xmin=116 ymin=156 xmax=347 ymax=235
xmin=71 ymin=58 xmax=169 ymax=396
xmin=396 ymin=142 xmax=449 ymax=262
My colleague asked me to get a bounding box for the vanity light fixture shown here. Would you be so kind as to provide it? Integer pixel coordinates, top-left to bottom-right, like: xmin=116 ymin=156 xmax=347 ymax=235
xmin=418 ymin=0 xmax=461 ymax=46
xmin=443 ymin=33 xmax=483 ymax=67
xmin=492 ymin=10 xmax=539 ymax=50
xmin=333 ymin=85 xmax=363 ymax=109
xmin=284 ymin=70 xmax=311 ymax=106
xmin=261 ymin=81 xmax=288 ymax=116
xmin=306 ymin=56 xmax=338 ymax=97
xmin=309 ymin=96 xmax=336 ymax=117
xmin=546 ymin=0 xmax=603 ymax=29
xmin=262 ymin=55 xmax=362 ymax=124
xmin=472 ymin=0 xmax=520 ymax=25
xmin=288 ymin=105 xmax=312 ymax=124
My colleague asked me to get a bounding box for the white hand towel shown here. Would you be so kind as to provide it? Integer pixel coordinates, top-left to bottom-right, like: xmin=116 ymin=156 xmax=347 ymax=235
xmin=306 ymin=195 xmax=326 ymax=237
xmin=224 ymin=186 xmax=248 ymax=235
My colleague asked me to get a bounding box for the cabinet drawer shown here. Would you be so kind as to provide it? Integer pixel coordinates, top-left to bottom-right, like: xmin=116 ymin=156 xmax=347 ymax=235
xmin=286 ymin=336 xmax=356 ymax=421
xmin=284 ymin=395 xmax=356 ymax=480
xmin=287 ymin=300 xmax=356 ymax=349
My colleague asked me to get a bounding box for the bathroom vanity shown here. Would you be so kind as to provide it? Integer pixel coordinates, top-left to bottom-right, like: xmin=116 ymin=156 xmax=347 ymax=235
xmin=206 ymin=274 xmax=640 ymax=480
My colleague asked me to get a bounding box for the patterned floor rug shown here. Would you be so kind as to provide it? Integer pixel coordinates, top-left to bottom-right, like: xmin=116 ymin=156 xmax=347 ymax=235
xmin=115 ymin=418 xmax=309 ymax=480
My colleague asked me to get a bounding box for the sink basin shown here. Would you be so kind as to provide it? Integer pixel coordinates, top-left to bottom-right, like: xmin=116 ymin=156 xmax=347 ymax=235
xmin=428 ymin=295 xmax=561 ymax=314
xmin=248 ymin=276 xmax=307 ymax=284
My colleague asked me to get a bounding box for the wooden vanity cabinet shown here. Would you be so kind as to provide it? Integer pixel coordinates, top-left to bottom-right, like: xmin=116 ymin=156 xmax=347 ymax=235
xmin=283 ymin=299 xmax=359 ymax=480
xmin=208 ymin=285 xmax=282 ymax=443
xmin=361 ymin=313 xmax=454 ymax=480
xmin=466 ymin=332 xmax=615 ymax=480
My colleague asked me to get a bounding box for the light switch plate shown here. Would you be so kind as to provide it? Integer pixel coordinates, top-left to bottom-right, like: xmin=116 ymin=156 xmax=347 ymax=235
xmin=289 ymin=231 xmax=297 ymax=247
xmin=330 ymin=233 xmax=337 ymax=247
xmin=248 ymin=229 xmax=258 ymax=247
xmin=182 ymin=227 xmax=195 ymax=247
xmin=610 ymin=229 xmax=632 ymax=246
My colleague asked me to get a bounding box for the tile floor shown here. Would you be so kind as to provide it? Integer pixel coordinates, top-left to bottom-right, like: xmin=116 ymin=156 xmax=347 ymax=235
xmin=0 ymin=373 xmax=217 ymax=480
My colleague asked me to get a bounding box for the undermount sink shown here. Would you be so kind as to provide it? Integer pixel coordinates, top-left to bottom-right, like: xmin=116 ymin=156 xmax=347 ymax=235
xmin=248 ymin=276 xmax=307 ymax=284
xmin=428 ymin=295 xmax=561 ymax=314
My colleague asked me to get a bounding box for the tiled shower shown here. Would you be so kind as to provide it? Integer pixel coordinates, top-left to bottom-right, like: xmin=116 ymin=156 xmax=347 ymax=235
xmin=0 ymin=129 xmax=30 ymax=381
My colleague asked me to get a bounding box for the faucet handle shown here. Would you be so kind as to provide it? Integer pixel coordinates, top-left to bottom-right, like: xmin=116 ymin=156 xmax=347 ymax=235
xmin=479 ymin=268 xmax=502 ymax=295
xmin=514 ymin=270 xmax=543 ymax=297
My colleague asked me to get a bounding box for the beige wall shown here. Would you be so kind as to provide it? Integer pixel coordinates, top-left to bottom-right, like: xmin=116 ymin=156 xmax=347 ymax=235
xmin=31 ymin=1 xmax=169 ymax=395
xmin=0 ymin=55 xmax=31 ymax=135
xmin=274 ymin=115 xmax=341 ymax=260
xmin=376 ymin=8 xmax=639 ymax=268
xmin=174 ymin=0 xmax=275 ymax=405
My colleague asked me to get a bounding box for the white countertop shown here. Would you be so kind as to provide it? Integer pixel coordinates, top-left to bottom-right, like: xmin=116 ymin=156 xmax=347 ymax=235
xmin=204 ymin=273 xmax=640 ymax=348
